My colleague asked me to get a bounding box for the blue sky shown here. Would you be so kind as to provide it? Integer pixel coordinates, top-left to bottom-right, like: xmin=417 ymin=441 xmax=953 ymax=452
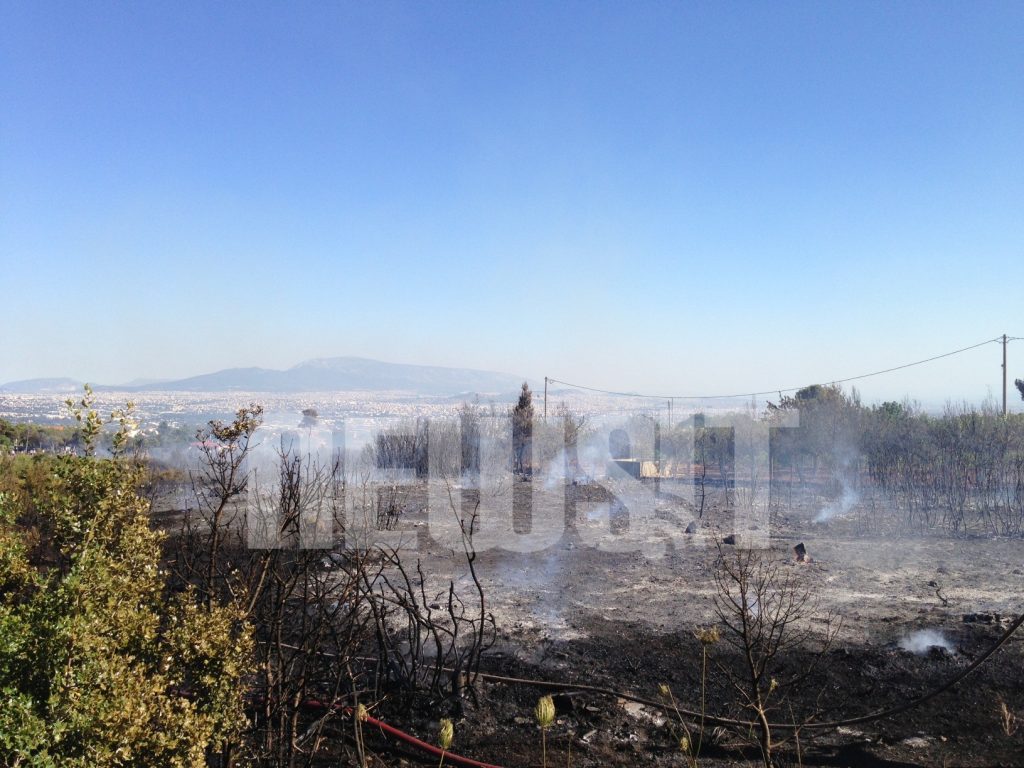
xmin=1 ymin=2 xmax=1021 ymax=404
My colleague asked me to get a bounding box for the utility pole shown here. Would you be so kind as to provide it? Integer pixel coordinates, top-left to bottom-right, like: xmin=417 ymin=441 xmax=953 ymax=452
xmin=654 ymin=418 xmax=661 ymax=499
xmin=1003 ymin=334 xmax=1008 ymax=417
xmin=543 ymin=376 xmax=548 ymax=422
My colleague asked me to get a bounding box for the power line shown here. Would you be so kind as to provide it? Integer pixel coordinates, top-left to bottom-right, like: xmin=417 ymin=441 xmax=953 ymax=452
xmin=548 ymin=335 xmax=1006 ymax=402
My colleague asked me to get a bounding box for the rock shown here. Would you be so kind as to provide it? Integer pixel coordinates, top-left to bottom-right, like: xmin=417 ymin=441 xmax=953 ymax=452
xmin=963 ymin=612 xmax=994 ymax=624
xmin=320 ymin=552 xmax=346 ymax=569
xmin=900 ymin=735 xmax=933 ymax=749
xmin=552 ymin=693 xmax=575 ymax=715
xmin=685 ymin=521 xmax=698 ymax=534
xmin=620 ymin=700 xmax=645 ymax=718
xmin=793 ymin=542 xmax=811 ymax=562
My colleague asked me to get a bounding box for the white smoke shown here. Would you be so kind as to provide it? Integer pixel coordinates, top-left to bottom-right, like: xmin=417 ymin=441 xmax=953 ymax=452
xmin=544 ymin=447 xmax=569 ymax=490
xmin=815 ymin=481 xmax=860 ymax=523
xmin=899 ymin=629 xmax=954 ymax=655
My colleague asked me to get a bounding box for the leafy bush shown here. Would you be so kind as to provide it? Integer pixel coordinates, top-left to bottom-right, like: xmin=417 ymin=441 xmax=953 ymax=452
xmin=0 ymin=390 xmax=251 ymax=768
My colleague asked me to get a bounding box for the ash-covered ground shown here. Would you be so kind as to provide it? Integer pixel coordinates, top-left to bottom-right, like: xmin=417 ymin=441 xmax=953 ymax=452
xmin=148 ymin=467 xmax=1024 ymax=766
xmin=355 ymin=479 xmax=1024 ymax=768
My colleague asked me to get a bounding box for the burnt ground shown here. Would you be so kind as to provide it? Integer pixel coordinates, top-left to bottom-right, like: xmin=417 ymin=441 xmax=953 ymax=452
xmin=152 ymin=477 xmax=1024 ymax=766
xmin=354 ymin=478 xmax=1024 ymax=768
xmin=413 ymin=617 xmax=1024 ymax=768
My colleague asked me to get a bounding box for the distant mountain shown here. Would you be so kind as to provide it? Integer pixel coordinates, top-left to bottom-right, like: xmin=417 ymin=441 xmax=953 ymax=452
xmin=0 ymin=377 xmax=84 ymax=394
xmin=2 ymin=358 xmax=527 ymax=396
xmin=149 ymin=358 xmax=525 ymax=395
xmin=133 ymin=366 xmax=285 ymax=392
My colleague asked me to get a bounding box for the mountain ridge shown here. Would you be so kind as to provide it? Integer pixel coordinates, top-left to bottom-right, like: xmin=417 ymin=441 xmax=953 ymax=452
xmin=1 ymin=357 xmax=527 ymax=396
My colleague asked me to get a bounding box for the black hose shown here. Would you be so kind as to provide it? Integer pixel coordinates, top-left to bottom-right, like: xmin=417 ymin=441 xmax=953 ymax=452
xmin=470 ymin=610 xmax=1024 ymax=731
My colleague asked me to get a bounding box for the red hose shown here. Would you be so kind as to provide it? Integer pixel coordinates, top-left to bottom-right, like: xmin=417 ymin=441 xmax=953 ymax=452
xmin=362 ymin=713 xmax=504 ymax=768
xmin=300 ymin=698 xmax=505 ymax=768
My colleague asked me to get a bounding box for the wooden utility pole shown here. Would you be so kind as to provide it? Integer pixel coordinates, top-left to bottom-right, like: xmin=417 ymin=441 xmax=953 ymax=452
xmin=654 ymin=418 xmax=661 ymax=498
xmin=1003 ymin=334 xmax=1008 ymax=416
xmin=543 ymin=376 xmax=548 ymax=422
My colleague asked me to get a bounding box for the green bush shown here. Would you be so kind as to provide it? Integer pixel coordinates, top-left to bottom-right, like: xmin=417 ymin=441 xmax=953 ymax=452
xmin=0 ymin=390 xmax=252 ymax=768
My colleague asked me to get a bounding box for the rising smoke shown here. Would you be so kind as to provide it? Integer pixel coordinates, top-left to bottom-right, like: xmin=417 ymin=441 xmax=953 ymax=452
xmin=815 ymin=481 xmax=860 ymax=523
xmin=899 ymin=629 xmax=954 ymax=655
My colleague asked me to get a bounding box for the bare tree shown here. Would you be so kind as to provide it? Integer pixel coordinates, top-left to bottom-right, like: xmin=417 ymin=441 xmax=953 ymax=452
xmin=171 ymin=406 xmax=382 ymax=767
xmin=712 ymin=546 xmax=840 ymax=767
xmin=363 ymin=481 xmax=495 ymax=716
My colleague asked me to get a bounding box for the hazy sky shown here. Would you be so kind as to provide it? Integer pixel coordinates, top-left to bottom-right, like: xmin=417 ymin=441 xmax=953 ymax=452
xmin=1 ymin=2 xmax=1021 ymax=405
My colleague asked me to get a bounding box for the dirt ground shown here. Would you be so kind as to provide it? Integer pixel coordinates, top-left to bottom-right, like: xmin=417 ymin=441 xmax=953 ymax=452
xmin=358 ymin=479 xmax=1024 ymax=768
